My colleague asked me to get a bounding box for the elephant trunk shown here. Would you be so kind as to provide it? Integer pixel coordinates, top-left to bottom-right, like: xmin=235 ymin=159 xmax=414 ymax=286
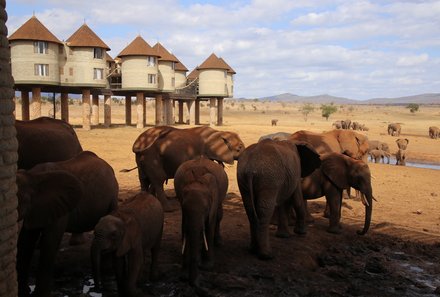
xmin=357 ymin=190 xmax=373 ymax=235
xmin=91 ymin=241 xmax=102 ymax=291
xmin=183 ymin=212 xmax=205 ymax=287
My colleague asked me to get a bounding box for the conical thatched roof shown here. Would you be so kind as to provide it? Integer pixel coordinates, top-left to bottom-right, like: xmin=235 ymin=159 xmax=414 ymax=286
xmin=105 ymin=52 xmax=114 ymax=62
xmin=8 ymin=16 xmax=62 ymax=44
xmin=173 ymin=54 xmax=188 ymax=72
xmin=153 ymin=42 xmax=179 ymax=62
xmin=66 ymin=23 xmax=110 ymax=50
xmin=219 ymin=57 xmax=236 ymax=74
xmin=187 ymin=68 xmax=199 ymax=80
xmin=197 ymin=53 xmax=229 ymax=70
xmin=118 ymin=36 xmax=160 ymax=58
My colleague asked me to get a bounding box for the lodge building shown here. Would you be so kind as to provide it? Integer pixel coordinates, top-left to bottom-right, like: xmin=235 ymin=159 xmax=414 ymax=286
xmin=8 ymin=16 xmax=235 ymax=129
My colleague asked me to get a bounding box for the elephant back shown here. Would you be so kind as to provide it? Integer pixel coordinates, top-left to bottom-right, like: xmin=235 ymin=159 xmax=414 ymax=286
xmin=132 ymin=126 xmax=177 ymax=153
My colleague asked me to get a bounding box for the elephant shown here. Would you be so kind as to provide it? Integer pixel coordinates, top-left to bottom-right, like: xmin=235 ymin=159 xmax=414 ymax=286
xmin=388 ymin=123 xmax=401 ymax=136
xmin=127 ymin=125 xmax=244 ymax=211
xmin=396 ymin=149 xmax=407 ymax=166
xmin=352 ymin=121 xmax=361 ymax=130
xmin=258 ymin=132 xmax=291 ymax=142
xmin=91 ymin=192 xmax=164 ymax=297
xmin=429 ymin=126 xmax=439 ymax=139
xmin=271 ymin=119 xmax=278 ymax=126
xmin=368 ymin=140 xmax=390 ymax=153
xmin=341 ymin=119 xmax=351 ymax=130
xmin=302 ymin=152 xmax=374 ymax=234
xmin=289 ymin=129 xmax=370 ymax=162
xmin=369 ymin=149 xmax=390 ymax=164
xmin=332 ymin=120 xmax=342 ymax=129
xmin=16 ymin=117 xmax=83 ymax=169
xmin=16 ymin=151 xmax=119 ymax=297
xmin=237 ymin=139 xmax=321 ymax=260
xmin=174 ymin=157 xmax=228 ymax=286
xmin=396 ymin=138 xmax=409 ymax=150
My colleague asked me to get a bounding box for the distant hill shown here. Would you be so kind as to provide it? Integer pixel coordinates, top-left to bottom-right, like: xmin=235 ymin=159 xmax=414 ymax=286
xmin=253 ymin=93 xmax=440 ymax=105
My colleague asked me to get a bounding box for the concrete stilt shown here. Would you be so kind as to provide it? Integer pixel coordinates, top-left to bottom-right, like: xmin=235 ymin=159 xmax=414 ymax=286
xmin=21 ymin=90 xmax=30 ymax=120
xmin=217 ymin=97 xmax=223 ymax=126
xmin=92 ymin=94 xmax=99 ymax=125
xmin=104 ymin=95 xmax=111 ymax=127
xmin=31 ymin=87 xmax=41 ymax=119
xmin=60 ymin=93 xmax=69 ymax=122
xmin=209 ymin=98 xmax=216 ymax=126
xmin=136 ymin=92 xmax=144 ymax=129
xmin=155 ymin=94 xmax=163 ymax=125
xmin=82 ymin=89 xmax=91 ymax=130
xmin=125 ymin=95 xmax=132 ymax=125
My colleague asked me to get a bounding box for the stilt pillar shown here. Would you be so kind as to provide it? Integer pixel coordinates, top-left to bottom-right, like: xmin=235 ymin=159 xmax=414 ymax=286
xmin=60 ymin=93 xmax=69 ymax=122
xmin=189 ymin=100 xmax=195 ymax=125
xmin=21 ymin=90 xmax=30 ymax=120
xmin=82 ymin=89 xmax=91 ymax=130
xmin=209 ymin=98 xmax=216 ymax=126
xmin=91 ymin=94 xmax=99 ymax=125
xmin=104 ymin=95 xmax=111 ymax=127
xmin=30 ymin=87 xmax=41 ymax=119
xmin=195 ymin=100 xmax=200 ymax=125
xmin=125 ymin=95 xmax=132 ymax=125
xmin=136 ymin=92 xmax=144 ymax=129
xmin=155 ymin=94 xmax=163 ymax=125
xmin=143 ymin=97 xmax=147 ymax=126
xmin=217 ymin=97 xmax=223 ymax=126
xmin=178 ymin=101 xmax=184 ymax=124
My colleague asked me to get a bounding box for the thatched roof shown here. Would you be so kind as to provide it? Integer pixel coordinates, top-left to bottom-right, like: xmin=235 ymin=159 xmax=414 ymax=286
xmin=118 ymin=36 xmax=160 ymax=58
xmin=219 ymin=57 xmax=236 ymax=74
xmin=106 ymin=52 xmax=114 ymax=62
xmin=173 ymin=54 xmax=188 ymax=72
xmin=66 ymin=24 xmax=110 ymax=50
xmin=8 ymin=16 xmax=62 ymax=44
xmin=153 ymin=43 xmax=179 ymax=62
xmin=187 ymin=68 xmax=199 ymax=79
xmin=197 ymin=53 xmax=229 ymax=70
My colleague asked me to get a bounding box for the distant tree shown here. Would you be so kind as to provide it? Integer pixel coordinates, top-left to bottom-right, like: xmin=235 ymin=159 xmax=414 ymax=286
xmin=253 ymin=98 xmax=259 ymax=102
xmin=406 ymin=103 xmax=419 ymax=113
xmin=320 ymin=103 xmax=338 ymax=121
xmin=299 ymin=103 xmax=315 ymax=121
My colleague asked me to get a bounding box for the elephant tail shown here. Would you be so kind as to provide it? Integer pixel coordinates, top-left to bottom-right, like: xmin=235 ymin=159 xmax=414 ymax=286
xmin=120 ymin=166 xmax=138 ymax=173
xmin=247 ymin=175 xmax=259 ymax=225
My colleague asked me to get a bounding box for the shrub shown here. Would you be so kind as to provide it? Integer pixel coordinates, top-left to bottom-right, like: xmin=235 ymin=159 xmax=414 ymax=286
xmin=406 ymin=103 xmax=419 ymax=113
xmin=320 ymin=103 xmax=337 ymax=121
xmin=299 ymin=103 xmax=314 ymax=121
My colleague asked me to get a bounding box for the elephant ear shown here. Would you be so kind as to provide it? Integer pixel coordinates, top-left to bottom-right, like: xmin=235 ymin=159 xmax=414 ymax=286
xmin=320 ymin=153 xmax=350 ymax=190
xmin=204 ymin=131 xmax=235 ymax=165
xmin=292 ymin=141 xmax=321 ymax=177
xmin=20 ymin=170 xmax=84 ymax=229
xmin=116 ymin=216 xmax=140 ymax=257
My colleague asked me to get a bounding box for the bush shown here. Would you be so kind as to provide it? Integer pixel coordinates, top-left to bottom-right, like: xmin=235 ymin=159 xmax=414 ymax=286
xmin=406 ymin=103 xmax=419 ymax=113
xmin=320 ymin=103 xmax=337 ymax=121
xmin=299 ymin=103 xmax=314 ymax=121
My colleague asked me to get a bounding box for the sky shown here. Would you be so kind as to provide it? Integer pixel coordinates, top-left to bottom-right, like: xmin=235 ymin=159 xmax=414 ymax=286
xmin=6 ymin=0 xmax=440 ymax=100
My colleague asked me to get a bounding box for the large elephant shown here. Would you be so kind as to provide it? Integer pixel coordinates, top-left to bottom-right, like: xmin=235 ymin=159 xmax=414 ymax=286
xmin=368 ymin=140 xmax=390 ymax=153
xmin=129 ymin=125 xmax=244 ymax=211
xmin=396 ymin=149 xmax=407 ymax=166
xmin=258 ymin=132 xmax=291 ymax=142
xmin=429 ymin=126 xmax=439 ymax=139
xmin=396 ymin=138 xmax=409 ymax=150
xmin=369 ymin=149 xmax=391 ymax=164
xmin=16 ymin=151 xmax=119 ymax=297
xmin=174 ymin=157 xmax=228 ymax=286
xmin=388 ymin=123 xmax=401 ymax=136
xmin=91 ymin=192 xmax=163 ymax=297
xmin=302 ymin=153 xmax=374 ymax=235
xmin=289 ymin=129 xmax=370 ymax=162
xmin=237 ymin=139 xmax=321 ymax=260
xmin=16 ymin=117 xmax=83 ymax=169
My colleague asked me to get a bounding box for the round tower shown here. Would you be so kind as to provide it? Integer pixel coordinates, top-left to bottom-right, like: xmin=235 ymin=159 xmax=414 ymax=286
xmin=197 ymin=53 xmax=230 ymax=97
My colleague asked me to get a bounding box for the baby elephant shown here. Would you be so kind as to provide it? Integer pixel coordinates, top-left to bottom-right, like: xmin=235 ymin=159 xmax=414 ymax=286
xmin=174 ymin=157 xmax=228 ymax=286
xmin=369 ymin=149 xmax=390 ymax=164
xmin=91 ymin=192 xmax=164 ymax=297
xmin=396 ymin=149 xmax=406 ymax=166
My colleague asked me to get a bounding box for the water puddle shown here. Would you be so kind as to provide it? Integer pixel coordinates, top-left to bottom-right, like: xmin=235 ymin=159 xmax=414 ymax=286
xmin=369 ymin=158 xmax=440 ymax=170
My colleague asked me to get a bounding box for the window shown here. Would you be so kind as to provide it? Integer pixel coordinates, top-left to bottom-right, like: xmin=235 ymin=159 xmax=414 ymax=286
xmin=58 ymin=45 xmax=64 ymax=55
xmin=94 ymin=48 xmax=103 ymax=59
xmin=94 ymin=68 xmax=104 ymax=80
xmin=171 ymin=62 xmax=175 ymax=70
xmin=34 ymin=41 xmax=48 ymax=54
xmin=224 ymin=70 xmax=227 ymax=78
xmin=34 ymin=64 xmax=49 ymax=76
xmin=147 ymin=56 xmax=156 ymax=67
xmin=171 ymin=77 xmax=175 ymax=87
xmin=59 ymin=67 xmax=64 ymax=75
xmin=148 ymin=74 xmax=156 ymax=84
xmin=69 ymin=68 xmax=73 ymax=76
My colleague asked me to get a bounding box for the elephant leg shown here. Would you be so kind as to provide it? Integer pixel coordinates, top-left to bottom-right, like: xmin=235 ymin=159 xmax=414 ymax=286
xmin=201 ymin=220 xmax=216 ymax=270
xmin=214 ymin=204 xmax=224 ymax=246
xmin=126 ymin=249 xmax=143 ymax=297
xmin=276 ymin=200 xmax=293 ymax=238
xmin=325 ymin=187 xmax=343 ymax=234
xmin=34 ymin=217 xmax=68 ymax=296
xmin=255 ymin=192 xmax=276 ymax=259
xmin=113 ymin=255 xmax=126 ymax=296
xmin=291 ymin=188 xmax=307 ymax=235
xmin=17 ymin=228 xmax=41 ymax=297
xmin=304 ymin=200 xmax=315 ymax=223
xmin=149 ymin=242 xmax=161 ymax=281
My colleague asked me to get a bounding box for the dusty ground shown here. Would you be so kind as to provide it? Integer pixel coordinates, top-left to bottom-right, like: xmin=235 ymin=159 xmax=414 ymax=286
xmin=18 ymin=101 xmax=440 ymax=296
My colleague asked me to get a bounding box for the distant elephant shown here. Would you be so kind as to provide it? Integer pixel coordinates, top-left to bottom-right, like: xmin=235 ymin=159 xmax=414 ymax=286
xmin=396 ymin=149 xmax=406 ymax=166
xmin=289 ymin=129 xmax=370 ymax=162
xmin=91 ymin=192 xmax=164 ymax=297
xmin=271 ymin=119 xmax=278 ymax=126
xmin=258 ymin=132 xmax=291 ymax=142
xmin=429 ymin=126 xmax=439 ymax=139
xmin=237 ymin=139 xmax=321 ymax=260
xmin=351 ymin=121 xmax=361 ymax=130
xmin=341 ymin=119 xmax=351 ymax=129
xmin=396 ymin=138 xmax=409 ymax=150
xmin=369 ymin=149 xmax=390 ymax=164
xmin=302 ymin=153 xmax=374 ymax=234
xmin=16 ymin=151 xmax=119 ymax=297
xmin=368 ymin=140 xmax=390 ymax=153
xmin=16 ymin=117 xmax=83 ymax=169
xmin=128 ymin=126 xmax=244 ymax=211
xmin=332 ymin=120 xmax=342 ymax=129
xmin=174 ymin=157 xmax=228 ymax=286
xmin=388 ymin=123 xmax=401 ymax=136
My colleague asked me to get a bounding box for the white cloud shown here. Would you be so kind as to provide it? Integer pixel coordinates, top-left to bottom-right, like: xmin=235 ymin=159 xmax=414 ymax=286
xmin=396 ymin=54 xmax=429 ymax=67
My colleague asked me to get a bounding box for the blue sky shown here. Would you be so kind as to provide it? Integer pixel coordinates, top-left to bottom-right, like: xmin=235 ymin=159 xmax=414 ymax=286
xmin=6 ymin=0 xmax=440 ymax=100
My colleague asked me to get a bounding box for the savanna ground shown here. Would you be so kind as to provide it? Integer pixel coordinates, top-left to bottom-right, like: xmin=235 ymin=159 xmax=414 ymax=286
xmin=16 ymin=99 xmax=440 ymax=296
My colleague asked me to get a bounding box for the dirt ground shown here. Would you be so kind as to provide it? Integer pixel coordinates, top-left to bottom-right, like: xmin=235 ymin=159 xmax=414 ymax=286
xmin=18 ymin=101 xmax=440 ymax=296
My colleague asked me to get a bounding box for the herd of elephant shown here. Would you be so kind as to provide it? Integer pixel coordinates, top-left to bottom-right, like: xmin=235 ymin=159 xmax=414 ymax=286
xmin=15 ymin=117 xmax=378 ymax=296
xmin=332 ymin=119 xmax=369 ymax=131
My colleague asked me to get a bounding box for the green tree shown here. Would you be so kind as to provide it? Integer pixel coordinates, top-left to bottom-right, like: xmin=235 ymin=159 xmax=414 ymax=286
xmin=299 ymin=103 xmax=315 ymax=121
xmin=406 ymin=103 xmax=419 ymax=113
xmin=320 ymin=103 xmax=338 ymax=121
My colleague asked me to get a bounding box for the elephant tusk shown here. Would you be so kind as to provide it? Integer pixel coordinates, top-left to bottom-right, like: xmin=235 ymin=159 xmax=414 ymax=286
xmin=370 ymin=174 xmax=376 ymax=179
xmin=372 ymin=196 xmax=378 ymax=202
xmin=203 ymin=230 xmax=209 ymax=252
xmin=181 ymin=236 xmax=186 ymax=255
xmin=361 ymin=193 xmax=369 ymax=207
